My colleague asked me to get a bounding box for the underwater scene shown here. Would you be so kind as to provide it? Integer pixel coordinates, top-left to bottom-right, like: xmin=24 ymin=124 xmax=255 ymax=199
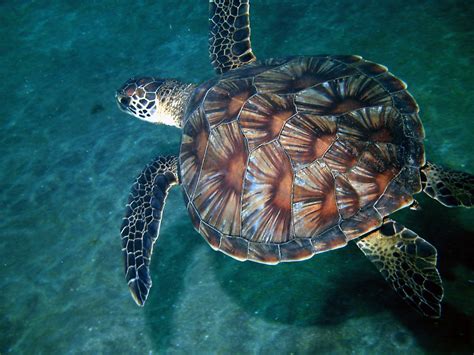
xmin=1 ymin=0 xmax=473 ymax=353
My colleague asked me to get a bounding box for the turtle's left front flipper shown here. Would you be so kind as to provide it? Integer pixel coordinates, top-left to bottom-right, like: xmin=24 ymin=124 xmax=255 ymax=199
xmin=356 ymin=220 xmax=444 ymax=318
xmin=421 ymin=161 xmax=474 ymax=208
xmin=121 ymin=156 xmax=178 ymax=306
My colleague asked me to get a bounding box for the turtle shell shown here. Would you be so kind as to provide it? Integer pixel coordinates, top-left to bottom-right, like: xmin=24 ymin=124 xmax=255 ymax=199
xmin=179 ymin=55 xmax=425 ymax=264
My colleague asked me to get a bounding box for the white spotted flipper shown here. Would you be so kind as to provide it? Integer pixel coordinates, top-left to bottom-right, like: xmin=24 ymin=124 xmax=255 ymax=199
xmin=421 ymin=161 xmax=474 ymax=208
xmin=356 ymin=219 xmax=444 ymax=318
xmin=209 ymin=0 xmax=256 ymax=74
xmin=121 ymin=156 xmax=178 ymax=306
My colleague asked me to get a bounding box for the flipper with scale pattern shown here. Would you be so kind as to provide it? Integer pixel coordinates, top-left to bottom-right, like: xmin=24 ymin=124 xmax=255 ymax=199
xmin=421 ymin=161 xmax=474 ymax=208
xmin=121 ymin=156 xmax=178 ymax=306
xmin=209 ymin=0 xmax=256 ymax=74
xmin=356 ymin=219 xmax=444 ymax=318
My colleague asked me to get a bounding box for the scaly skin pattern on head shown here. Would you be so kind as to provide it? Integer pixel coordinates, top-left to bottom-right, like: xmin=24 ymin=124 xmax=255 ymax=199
xmin=116 ymin=77 xmax=196 ymax=127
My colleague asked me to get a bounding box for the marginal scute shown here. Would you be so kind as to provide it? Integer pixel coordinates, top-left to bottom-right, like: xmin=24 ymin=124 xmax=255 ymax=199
xmin=219 ymin=236 xmax=249 ymax=261
xmin=254 ymin=56 xmax=358 ymax=94
xmin=199 ymin=221 xmax=222 ymax=250
xmin=280 ymin=238 xmax=314 ymax=261
xmin=331 ymin=55 xmax=363 ymax=64
xmin=293 ymin=161 xmax=340 ymax=238
xmin=295 ymin=75 xmax=392 ymax=115
xmin=280 ymin=113 xmax=337 ymax=167
xmin=187 ymin=202 xmax=201 ymax=231
xmin=242 ymin=142 xmax=293 ymax=243
xmin=340 ymin=207 xmax=382 ymax=240
xmin=376 ymin=72 xmax=407 ymax=93
xmin=353 ymin=60 xmax=388 ymax=77
xmin=203 ymin=78 xmax=255 ymax=127
xmin=180 ymin=108 xmax=210 ymax=199
xmin=184 ymin=79 xmax=216 ymax=119
xmin=312 ymin=226 xmax=347 ymax=253
xmin=391 ymin=90 xmax=419 ymax=114
xmin=248 ymin=242 xmax=281 ymax=264
xmin=374 ymin=168 xmax=416 ymax=216
xmin=403 ymin=114 xmax=425 ymax=139
xmin=193 ymin=121 xmax=248 ymax=236
xmin=220 ymin=59 xmax=283 ymax=80
xmin=402 ymin=137 xmax=426 ymax=167
xmin=239 ymin=93 xmax=296 ymax=150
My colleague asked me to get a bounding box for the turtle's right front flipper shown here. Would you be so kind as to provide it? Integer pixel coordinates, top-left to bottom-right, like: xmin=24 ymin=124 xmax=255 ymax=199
xmin=121 ymin=156 xmax=178 ymax=306
xmin=209 ymin=0 xmax=256 ymax=74
xmin=421 ymin=161 xmax=474 ymax=208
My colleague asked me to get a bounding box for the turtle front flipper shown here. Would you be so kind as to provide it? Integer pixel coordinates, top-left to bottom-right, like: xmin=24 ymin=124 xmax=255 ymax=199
xmin=121 ymin=156 xmax=178 ymax=306
xmin=209 ymin=0 xmax=256 ymax=74
xmin=356 ymin=219 xmax=444 ymax=318
xmin=421 ymin=161 xmax=474 ymax=208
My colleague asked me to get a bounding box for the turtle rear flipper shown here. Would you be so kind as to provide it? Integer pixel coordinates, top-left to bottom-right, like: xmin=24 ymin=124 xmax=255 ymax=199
xmin=356 ymin=219 xmax=444 ymax=318
xmin=209 ymin=0 xmax=256 ymax=74
xmin=121 ymin=156 xmax=178 ymax=306
xmin=421 ymin=161 xmax=474 ymax=207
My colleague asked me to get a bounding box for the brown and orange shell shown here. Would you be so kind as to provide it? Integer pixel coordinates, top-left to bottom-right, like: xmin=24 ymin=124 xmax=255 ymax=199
xmin=179 ymin=55 xmax=424 ymax=264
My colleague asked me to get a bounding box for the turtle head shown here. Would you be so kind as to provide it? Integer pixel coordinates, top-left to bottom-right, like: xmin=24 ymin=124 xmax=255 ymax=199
xmin=116 ymin=77 xmax=194 ymax=128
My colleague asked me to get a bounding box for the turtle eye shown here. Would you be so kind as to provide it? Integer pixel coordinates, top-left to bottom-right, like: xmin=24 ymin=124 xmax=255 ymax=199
xmin=117 ymin=94 xmax=131 ymax=107
xmin=120 ymin=96 xmax=131 ymax=106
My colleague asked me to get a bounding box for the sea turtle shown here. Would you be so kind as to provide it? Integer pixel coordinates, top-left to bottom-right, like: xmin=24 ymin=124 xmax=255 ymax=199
xmin=115 ymin=0 xmax=473 ymax=317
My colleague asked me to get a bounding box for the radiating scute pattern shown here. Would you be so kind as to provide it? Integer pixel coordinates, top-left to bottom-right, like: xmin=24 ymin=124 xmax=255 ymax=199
xmin=203 ymin=78 xmax=255 ymax=127
xmin=180 ymin=108 xmax=209 ymax=200
xmin=280 ymin=113 xmax=337 ymax=167
xmin=337 ymin=106 xmax=405 ymax=145
xmin=293 ymin=161 xmax=340 ymax=238
xmin=335 ymin=175 xmax=360 ymax=219
xmin=254 ymin=56 xmax=358 ymax=94
xmin=177 ymin=55 xmax=428 ymax=262
xmin=345 ymin=144 xmax=401 ymax=208
xmin=239 ymin=93 xmax=295 ymax=150
xmin=323 ymin=139 xmax=365 ymax=173
xmin=295 ymin=75 xmax=392 ymax=115
xmin=193 ymin=121 xmax=248 ymax=236
xmin=242 ymin=142 xmax=293 ymax=243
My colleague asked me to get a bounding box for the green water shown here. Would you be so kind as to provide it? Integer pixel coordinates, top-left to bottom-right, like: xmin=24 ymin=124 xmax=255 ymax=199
xmin=1 ymin=0 xmax=473 ymax=353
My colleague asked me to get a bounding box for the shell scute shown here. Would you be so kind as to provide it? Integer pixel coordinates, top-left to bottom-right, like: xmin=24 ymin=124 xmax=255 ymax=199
xmin=179 ymin=55 xmax=424 ymax=261
xmin=193 ymin=120 xmax=248 ymax=236
xmin=241 ymin=141 xmax=293 ymax=243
